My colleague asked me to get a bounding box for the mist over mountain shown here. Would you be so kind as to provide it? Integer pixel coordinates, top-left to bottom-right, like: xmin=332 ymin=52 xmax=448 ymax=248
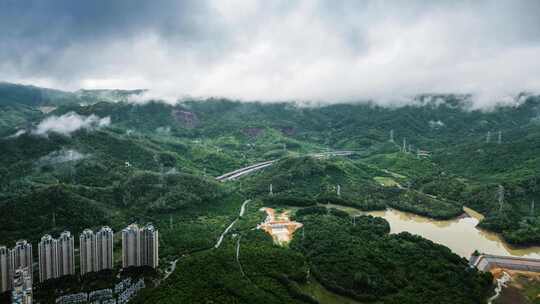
xmin=2 ymin=2 xmax=540 ymax=303
xmin=1 ymin=1 xmax=540 ymax=107
xmin=1 ymin=80 xmax=539 ymax=303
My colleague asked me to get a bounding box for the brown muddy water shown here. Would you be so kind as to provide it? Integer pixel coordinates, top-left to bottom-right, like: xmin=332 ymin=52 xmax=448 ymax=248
xmin=326 ymin=204 xmax=540 ymax=259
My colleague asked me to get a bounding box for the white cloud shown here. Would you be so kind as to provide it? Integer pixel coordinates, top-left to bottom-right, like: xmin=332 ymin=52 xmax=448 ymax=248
xmin=33 ymin=112 xmax=111 ymax=136
xmin=37 ymin=149 xmax=88 ymax=165
xmin=1 ymin=1 xmax=540 ymax=108
xmin=156 ymin=126 xmax=171 ymax=134
xmin=429 ymin=120 xmax=445 ymax=129
xmin=5 ymin=129 xmax=27 ymax=139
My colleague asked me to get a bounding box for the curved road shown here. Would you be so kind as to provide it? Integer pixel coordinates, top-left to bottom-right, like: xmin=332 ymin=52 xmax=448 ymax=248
xmin=164 ymin=199 xmax=251 ymax=280
xmin=214 ymin=199 xmax=251 ymax=248
xmin=166 ymin=152 xmax=355 ymax=281
xmin=215 ymin=150 xmax=357 ymax=181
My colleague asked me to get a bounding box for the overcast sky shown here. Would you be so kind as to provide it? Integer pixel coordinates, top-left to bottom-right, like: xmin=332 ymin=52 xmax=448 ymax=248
xmin=1 ymin=0 xmax=540 ymax=107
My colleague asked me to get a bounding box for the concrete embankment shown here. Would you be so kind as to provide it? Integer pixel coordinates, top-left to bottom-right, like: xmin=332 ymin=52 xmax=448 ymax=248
xmin=470 ymin=254 xmax=540 ymax=272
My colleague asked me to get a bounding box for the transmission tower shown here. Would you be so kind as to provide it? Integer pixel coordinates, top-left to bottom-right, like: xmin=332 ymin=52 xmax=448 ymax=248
xmin=530 ymin=177 xmax=537 ymax=215
xmin=337 ymin=184 xmax=341 ymax=197
xmin=154 ymin=154 xmax=164 ymax=187
xmin=498 ymin=131 xmax=502 ymax=144
xmin=269 ymin=184 xmax=273 ymax=196
xmin=497 ymin=185 xmax=505 ymax=211
xmin=402 ymin=138 xmax=407 ymax=153
xmin=68 ymin=150 xmax=75 ymax=184
xmin=389 ymin=130 xmax=395 ymax=143
xmin=486 ymin=131 xmax=491 ymax=144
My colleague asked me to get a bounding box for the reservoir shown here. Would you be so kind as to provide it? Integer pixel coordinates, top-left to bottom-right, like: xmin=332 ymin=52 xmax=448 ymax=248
xmin=326 ymin=204 xmax=540 ymax=259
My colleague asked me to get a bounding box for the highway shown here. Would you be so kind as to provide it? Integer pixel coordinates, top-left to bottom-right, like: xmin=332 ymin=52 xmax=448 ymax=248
xmin=215 ymin=150 xmax=358 ymax=182
xmin=215 ymin=160 xmax=275 ymax=181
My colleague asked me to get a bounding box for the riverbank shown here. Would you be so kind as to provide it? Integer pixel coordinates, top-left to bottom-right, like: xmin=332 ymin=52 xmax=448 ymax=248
xmin=323 ymin=203 xmax=540 ymax=259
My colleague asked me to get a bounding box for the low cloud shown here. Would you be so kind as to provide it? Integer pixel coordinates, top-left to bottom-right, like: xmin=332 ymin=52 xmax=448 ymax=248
xmin=37 ymin=149 xmax=89 ymax=165
xmin=429 ymin=120 xmax=445 ymax=129
xmin=33 ymin=112 xmax=111 ymax=136
xmin=5 ymin=129 xmax=27 ymax=139
xmin=1 ymin=1 xmax=540 ymax=108
xmin=156 ymin=126 xmax=171 ymax=135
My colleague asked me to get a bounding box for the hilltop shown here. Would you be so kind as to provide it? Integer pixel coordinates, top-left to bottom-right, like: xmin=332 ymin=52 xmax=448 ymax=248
xmin=1 ymin=83 xmax=540 ymax=302
xmin=1 ymin=83 xmax=540 ymax=244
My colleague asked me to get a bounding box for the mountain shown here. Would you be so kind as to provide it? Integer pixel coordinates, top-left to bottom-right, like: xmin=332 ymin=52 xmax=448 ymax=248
xmin=0 ymin=82 xmax=145 ymax=136
xmin=0 ymin=82 xmax=77 ymax=107
xmin=2 ymin=84 xmax=540 ymax=303
xmin=2 ymin=88 xmax=540 ymax=244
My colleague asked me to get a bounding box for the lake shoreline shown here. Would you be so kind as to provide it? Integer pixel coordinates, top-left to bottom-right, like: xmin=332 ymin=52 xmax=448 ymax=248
xmin=321 ymin=203 xmax=540 ymax=260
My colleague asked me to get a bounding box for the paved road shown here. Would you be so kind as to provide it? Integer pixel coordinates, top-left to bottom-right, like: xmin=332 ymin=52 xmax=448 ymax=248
xmin=239 ymin=199 xmax=251 ymax=217
xmin=216 ymin=151 xmax=358 ymax=181
xmin=164 ymin=259 xmax=178 ymax=280
xmin=236 ymin=236 xmax=246 ymax=277
xmin=470 ymin=254 xmax=540 ymax=272
xmin=214 ymin=199 xmax=251 ymax=248
xmin=216 ymin=161 xmax=275 ymax=181
xmin=164 ymin=199 xmax=252 ymax=281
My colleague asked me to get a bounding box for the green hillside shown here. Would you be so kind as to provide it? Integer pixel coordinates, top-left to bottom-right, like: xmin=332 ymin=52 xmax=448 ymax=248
xmin=2 ymin=83 xmax=540 ymax=302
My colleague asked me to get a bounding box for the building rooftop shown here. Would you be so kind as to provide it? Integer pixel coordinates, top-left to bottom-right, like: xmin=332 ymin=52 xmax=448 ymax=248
xmin=40 ymin=234 xmax=53 ymax=242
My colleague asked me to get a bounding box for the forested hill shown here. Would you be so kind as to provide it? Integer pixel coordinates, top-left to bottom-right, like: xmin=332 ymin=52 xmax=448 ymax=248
xmin=2 ymin=83 xmax=540 ymax=302
xmin=2 ymin=83 xmax=539 ymax=148
xmin=1 ymin=83 xmax=540 ymax=245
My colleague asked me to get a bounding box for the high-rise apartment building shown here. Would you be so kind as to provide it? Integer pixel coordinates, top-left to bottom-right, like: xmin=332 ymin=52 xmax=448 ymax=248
xmin=10 ymin=241 xmax=33 ymax=281
xmin=80 ymin=227 xmax=114 ymax=275
xmin=95 ymin=226 xmax=114 ymax=272
xmin=79 ymin=229 xmax=95 ymax=276
xmin=0 ymin=246 xmax=10 ymax=293
xmin=1 ymin=240 xmax=33 ymax=293
xmin=122 ymin=224 xmax=141 ymax=268
xmin=38 ymin=235 xmax=58 ymax=282
xmin=39 ymin=232 xmax=76 ymax=282
xmin=57 ymin=231 xmax=75 ymax=277
xmin=141 ymin=224 xmax=159 ymax=268
xmin=11 ymin=267 xmax=32 ymax=304
xmin=122 ymin=224 xmax=159 ymax=269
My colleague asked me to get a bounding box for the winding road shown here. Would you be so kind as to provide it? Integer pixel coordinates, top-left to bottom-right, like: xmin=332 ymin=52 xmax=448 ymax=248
xmin=166 ymin=152 xmax=356 ymax=280
xmin=236 ymin=236 xmax=246 ymax=277
xmin=214 ymin=199 xmax=251 ymax=248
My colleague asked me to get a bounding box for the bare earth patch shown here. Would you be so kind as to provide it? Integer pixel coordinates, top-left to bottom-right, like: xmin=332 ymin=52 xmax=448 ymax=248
xmin=491 ymin=268 xmax=540 ymax=304
xmin=258 ymin=207 xmax=303 ymax=245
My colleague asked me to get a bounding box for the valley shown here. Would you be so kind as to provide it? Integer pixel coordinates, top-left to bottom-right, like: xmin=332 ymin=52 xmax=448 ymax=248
xmin=2 ymin=2 xmax=539 ymax=303
xmin=1 ymin=85 xmax=540 ymax=303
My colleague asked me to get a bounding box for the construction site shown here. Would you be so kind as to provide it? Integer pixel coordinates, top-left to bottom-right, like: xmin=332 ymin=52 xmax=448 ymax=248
xmin=258 ymin=208 xmax=303 ymax=245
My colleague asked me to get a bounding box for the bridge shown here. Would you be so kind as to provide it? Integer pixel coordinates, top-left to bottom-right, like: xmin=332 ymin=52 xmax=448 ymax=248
xmin=215 ymin=151 xmax=359 ymax=182
xmin=215 ymin=160 xmax=276 ymax=181
xmin=470 ymin=254 xmax=540 ymax=272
